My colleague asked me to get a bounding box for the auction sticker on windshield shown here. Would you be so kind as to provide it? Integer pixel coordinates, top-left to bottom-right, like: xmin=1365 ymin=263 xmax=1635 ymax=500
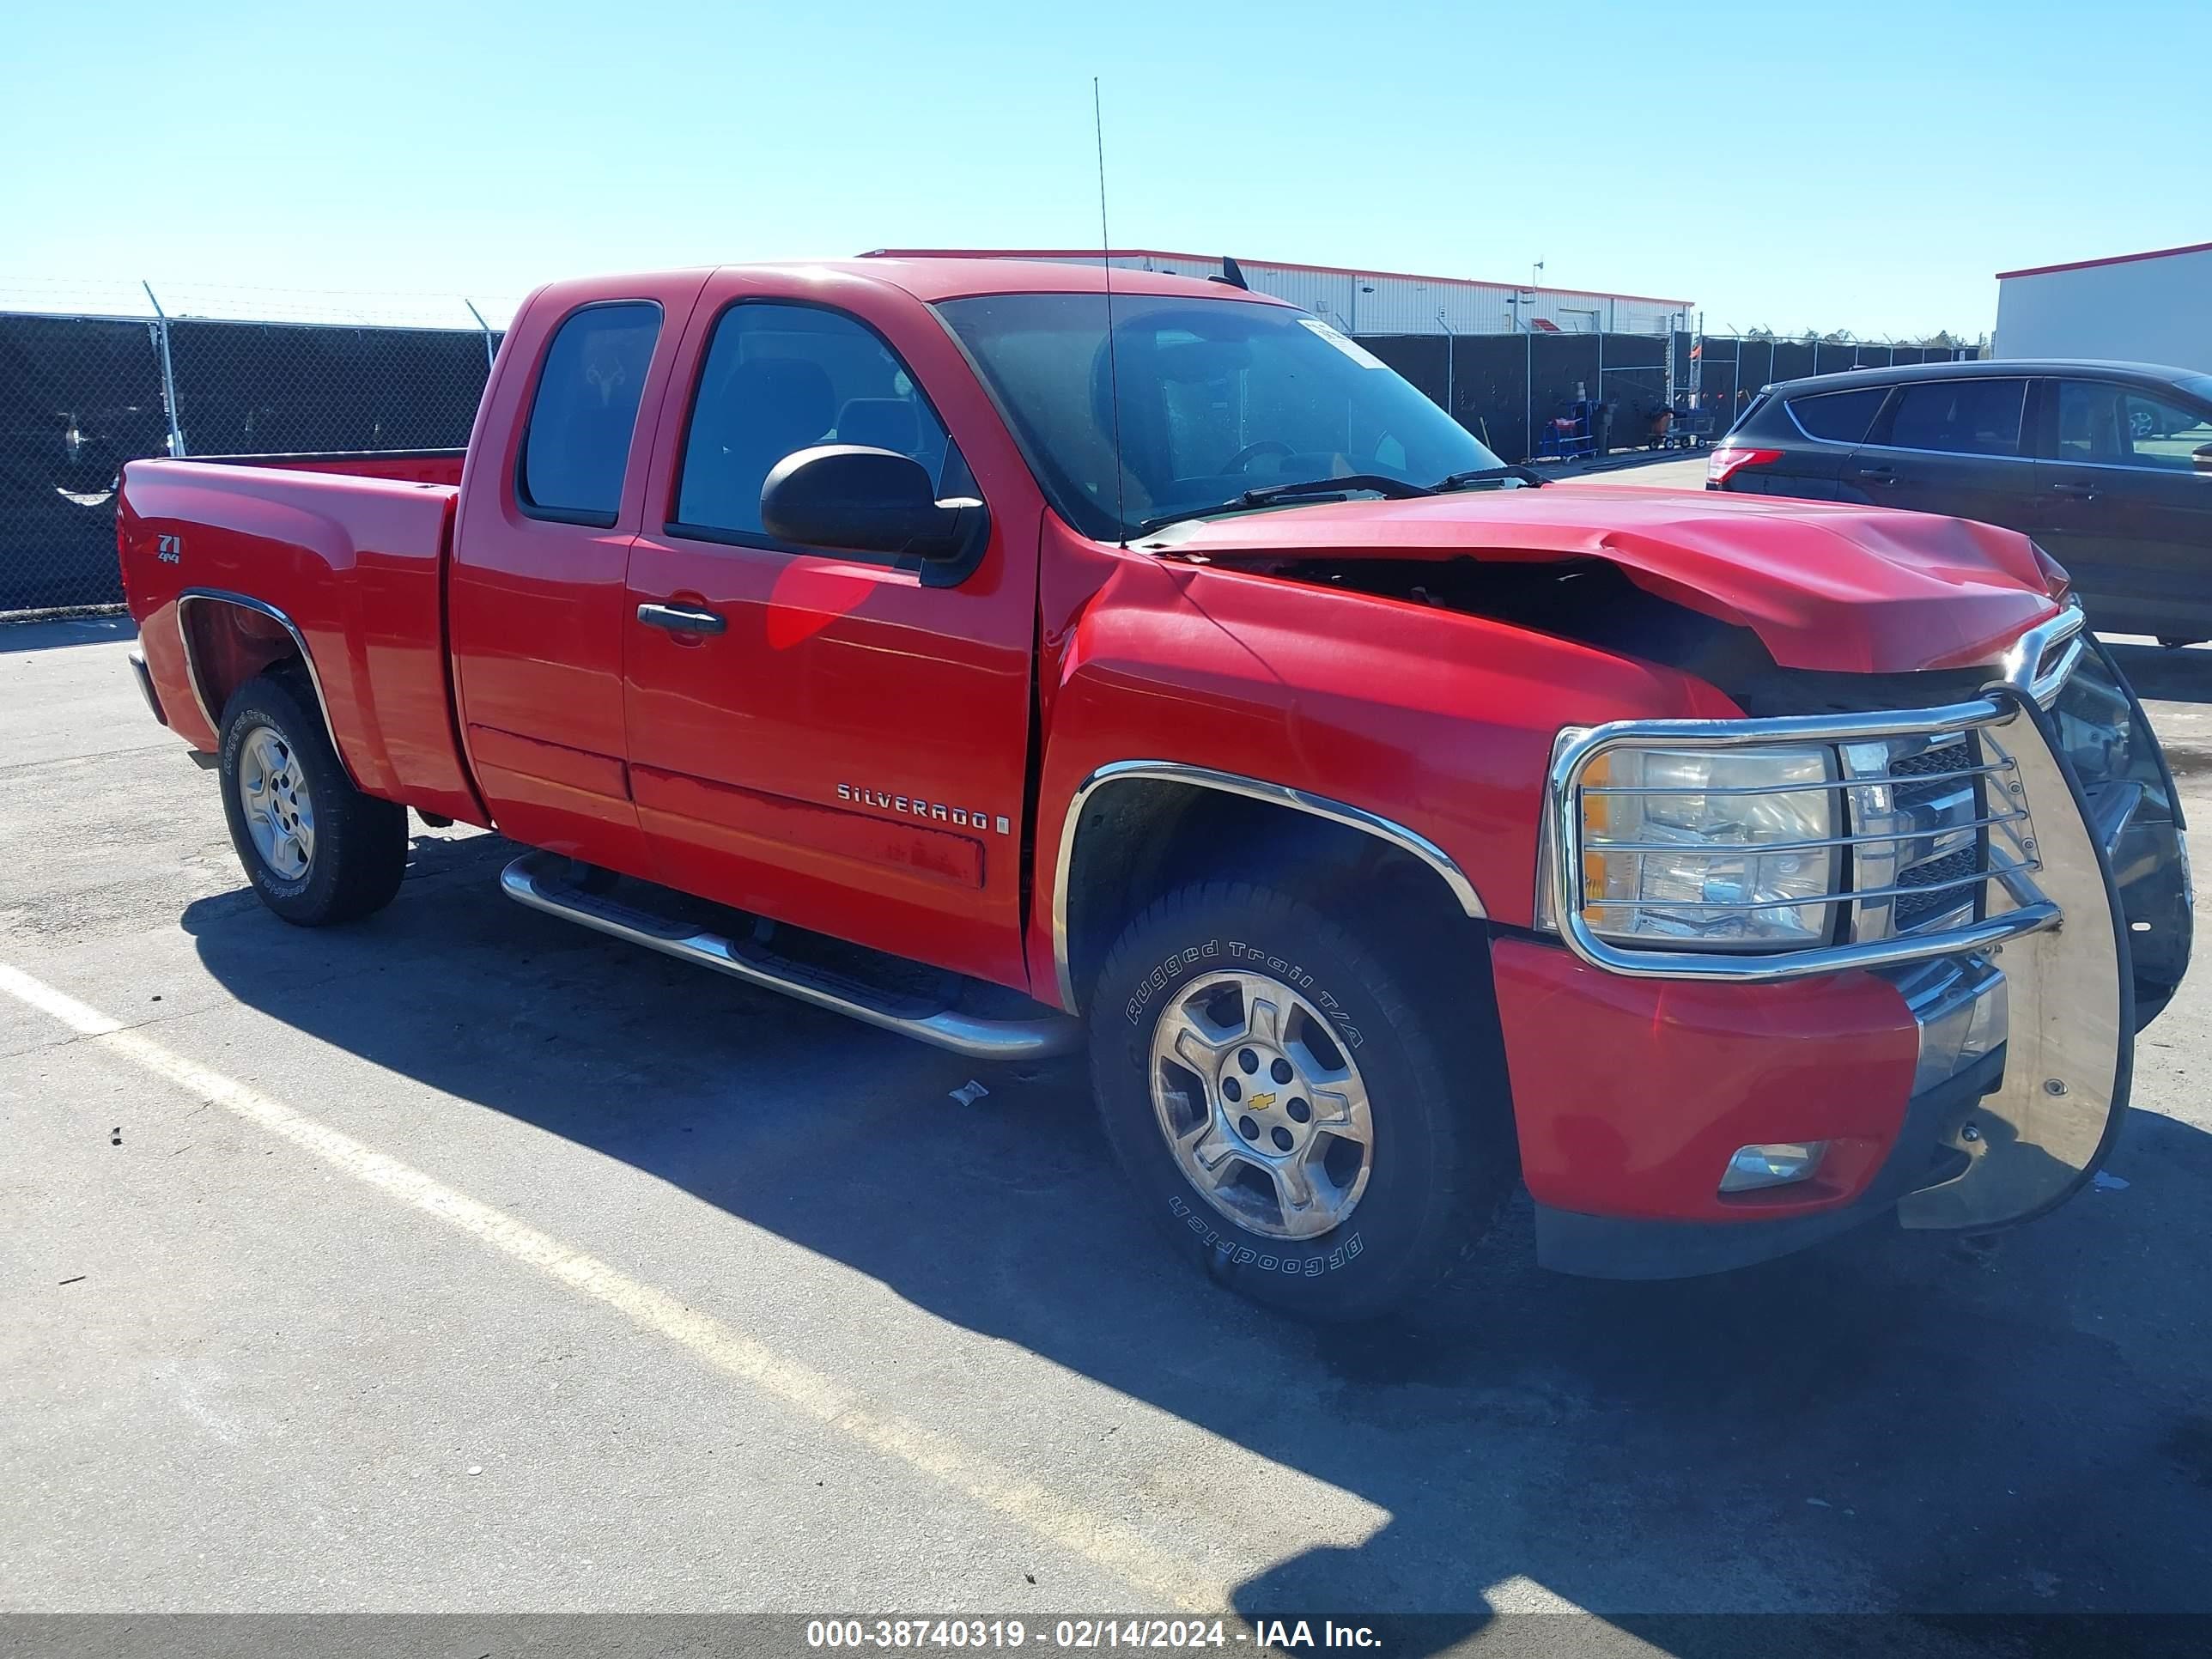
xmin=1297 ymin=317 xmax=1389 ymax=369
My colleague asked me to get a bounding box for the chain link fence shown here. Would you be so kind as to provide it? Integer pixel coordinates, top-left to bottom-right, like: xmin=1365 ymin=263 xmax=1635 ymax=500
xmin=3 ymin=283 xmax=1984 ymax=616
xmin=0 ymin=289 xmax=508 ymax=615
xmin=1356 ymin=330 xmax=1984 ymax=465
xmin=1 ymin=315 xmax=168 ymax=612
xmin=1671 ymin=335 xmax=1982 ymax=434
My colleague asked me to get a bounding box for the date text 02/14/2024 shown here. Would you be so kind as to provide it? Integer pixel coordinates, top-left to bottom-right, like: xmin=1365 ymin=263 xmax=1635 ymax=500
xmin=802 ymin=1620 xmax=1382 ymax=1650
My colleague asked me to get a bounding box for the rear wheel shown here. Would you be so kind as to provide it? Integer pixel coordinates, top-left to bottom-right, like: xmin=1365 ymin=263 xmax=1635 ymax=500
xmin=1088 ymin=878 xmax=1510 ymax=1321
xmin=218 ymin=672 xmax=406 ymax=926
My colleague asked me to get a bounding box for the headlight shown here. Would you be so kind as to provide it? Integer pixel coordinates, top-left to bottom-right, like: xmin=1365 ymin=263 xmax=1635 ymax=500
xmin=1571 ymin=744 xmax=1841 ymax=950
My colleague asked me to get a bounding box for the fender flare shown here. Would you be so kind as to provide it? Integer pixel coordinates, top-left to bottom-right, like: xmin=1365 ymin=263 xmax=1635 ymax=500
xmin=175 ymin=587 xmax=361 ymax=788
xmin=1051 ymin=759 xmax=1486 ymax=1015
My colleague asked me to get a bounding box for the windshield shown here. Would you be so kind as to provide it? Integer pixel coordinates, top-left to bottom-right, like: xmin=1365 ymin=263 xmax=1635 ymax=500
xmin=935 ymin=292 xmax=1504 ymax=541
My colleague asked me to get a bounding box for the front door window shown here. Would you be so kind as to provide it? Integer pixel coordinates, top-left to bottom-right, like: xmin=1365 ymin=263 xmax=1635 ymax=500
xmin=2055 ymin=380 xmax=2212 ymax=471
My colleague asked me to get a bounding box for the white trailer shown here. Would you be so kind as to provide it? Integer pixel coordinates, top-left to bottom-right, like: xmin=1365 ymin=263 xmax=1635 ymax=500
xmin=863 ymin=246 xmax=1692 ymax=337
xmin=1995 ymin=241 xmax=2212 ymax=373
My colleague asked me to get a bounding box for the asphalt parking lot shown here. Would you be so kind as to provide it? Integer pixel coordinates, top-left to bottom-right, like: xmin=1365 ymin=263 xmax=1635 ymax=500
xmin=4 ymin=593 xmax=2210 ymax=1646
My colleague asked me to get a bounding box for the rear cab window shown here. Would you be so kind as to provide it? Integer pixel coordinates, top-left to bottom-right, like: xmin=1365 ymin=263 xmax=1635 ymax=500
xmin=516 ymin=301 xmax=664 ymax=526
xmin=1784 ymin=386 xmax=1888 ymax=444
xmin=1879 ymin=379 xmax=2028 ymax=457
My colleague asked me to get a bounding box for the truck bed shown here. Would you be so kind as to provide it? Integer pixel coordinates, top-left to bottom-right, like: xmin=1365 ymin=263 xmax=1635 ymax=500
xmin=185 ymin=447 xmax=468 ymax=486
xmin=117 ymin=449 xmax=484 ymax=826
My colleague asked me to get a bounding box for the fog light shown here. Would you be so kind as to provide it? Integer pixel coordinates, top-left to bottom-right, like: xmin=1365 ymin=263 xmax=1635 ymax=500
xmin=1720 ymin=1141 xmax=1828 ymax=1193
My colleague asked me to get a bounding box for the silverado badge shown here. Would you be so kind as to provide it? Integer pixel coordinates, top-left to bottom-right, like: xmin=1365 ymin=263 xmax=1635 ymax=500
xmin=837 ymin=783 xmax=1010 ymax=836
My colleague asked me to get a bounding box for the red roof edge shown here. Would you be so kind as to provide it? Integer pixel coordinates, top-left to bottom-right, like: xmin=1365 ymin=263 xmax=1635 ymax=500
xmin=859 ymin=248 xmax=1694 ymax=308
xmin=1996 ymin=240 xmax=2212 ymax=281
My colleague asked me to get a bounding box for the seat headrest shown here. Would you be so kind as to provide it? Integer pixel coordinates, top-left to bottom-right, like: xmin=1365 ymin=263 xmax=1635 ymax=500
xmin=836 ymin=397 xmax=920 ymax=455
xmin=716 ymin=357 xmax=836 ymax=456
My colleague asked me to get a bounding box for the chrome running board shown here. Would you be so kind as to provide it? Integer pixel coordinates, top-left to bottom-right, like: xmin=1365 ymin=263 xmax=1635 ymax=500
xmin=498 ymin=850 xmax=1081 ymax=1061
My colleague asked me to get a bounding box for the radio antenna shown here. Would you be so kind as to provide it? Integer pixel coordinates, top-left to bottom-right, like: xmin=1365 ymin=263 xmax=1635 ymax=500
xmin=1092 ymin=77 xmax=1127 ymax=544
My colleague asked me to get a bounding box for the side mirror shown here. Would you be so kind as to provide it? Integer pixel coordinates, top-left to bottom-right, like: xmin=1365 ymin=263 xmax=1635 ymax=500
xmin=2193 ymin=443 xmax=2212 ymax=474
xmin=760 ymin=445 xmax=983 ymax=562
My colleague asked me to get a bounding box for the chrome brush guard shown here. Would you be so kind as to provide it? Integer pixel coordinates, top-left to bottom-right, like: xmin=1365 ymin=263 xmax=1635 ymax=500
xmin=1544 ymin=605 xmax=2137 ymax=1231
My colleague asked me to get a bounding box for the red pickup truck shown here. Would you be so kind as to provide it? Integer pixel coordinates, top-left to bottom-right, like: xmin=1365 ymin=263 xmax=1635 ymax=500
xmin=117 ymin=259 xmax=2191 ymax=1319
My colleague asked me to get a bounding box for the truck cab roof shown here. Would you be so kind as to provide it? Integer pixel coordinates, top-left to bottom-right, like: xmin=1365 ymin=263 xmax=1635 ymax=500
xmin=532 ymin=258 xmax=1287 ymax=309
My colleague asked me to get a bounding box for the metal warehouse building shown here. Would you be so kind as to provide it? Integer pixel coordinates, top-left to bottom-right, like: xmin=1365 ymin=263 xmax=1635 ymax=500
xmin=1995 ymin=240 xmax=2212 ymax=374
xmin=866 ymin=248 xmax=1692 ymax=337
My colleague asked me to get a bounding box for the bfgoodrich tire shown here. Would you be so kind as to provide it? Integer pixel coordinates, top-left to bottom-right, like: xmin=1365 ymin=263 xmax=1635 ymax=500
xmin=1087 ymin=879 xmax=1510 ymax=1321
xmin=218 ymin=672 xmax=406 ymax=926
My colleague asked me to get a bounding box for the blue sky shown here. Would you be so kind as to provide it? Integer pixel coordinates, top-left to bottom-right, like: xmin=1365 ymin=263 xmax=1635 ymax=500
xmin=3 ymin=0 xmax=2203 ymax=337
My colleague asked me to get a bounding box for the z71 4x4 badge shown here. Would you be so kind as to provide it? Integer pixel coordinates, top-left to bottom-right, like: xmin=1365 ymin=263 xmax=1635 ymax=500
xmin=837 ymin=783 xmax=1010 ymax=836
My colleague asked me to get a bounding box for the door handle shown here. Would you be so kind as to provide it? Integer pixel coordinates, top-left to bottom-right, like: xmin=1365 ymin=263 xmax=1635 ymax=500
xmin=1853 ymin=465 xmax=1896 ymax=484
xmin=637 ymin=601 xmax=726 ymax=636
xmin=2048 ymin=482 xmax=2099 ymax=499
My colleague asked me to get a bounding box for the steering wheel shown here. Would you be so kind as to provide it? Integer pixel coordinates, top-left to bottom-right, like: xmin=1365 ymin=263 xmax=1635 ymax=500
xmin=1219 ymin=440 xmax=1294 ymax=475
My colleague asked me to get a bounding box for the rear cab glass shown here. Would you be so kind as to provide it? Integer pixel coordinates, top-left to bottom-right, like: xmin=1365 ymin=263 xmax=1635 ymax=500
xmin=1784 ymin=386 xmax=1887 ymax=444
xmin=516 ymin=301 xmax=663 ymax=526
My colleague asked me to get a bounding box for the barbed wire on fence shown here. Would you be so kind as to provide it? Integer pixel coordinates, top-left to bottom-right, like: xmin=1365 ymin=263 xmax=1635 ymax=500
xmin=0 ymin=278 xmax=524 ymax=331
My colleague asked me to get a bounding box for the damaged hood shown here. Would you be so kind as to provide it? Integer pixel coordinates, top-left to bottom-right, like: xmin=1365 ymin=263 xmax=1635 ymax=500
xmin=1139 ymin=483 xmax=2062 ymax=675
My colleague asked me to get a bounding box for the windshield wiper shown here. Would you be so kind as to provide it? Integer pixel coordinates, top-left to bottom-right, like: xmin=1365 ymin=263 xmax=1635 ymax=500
xmin=1133 ymin=475 xmax=1442 ymax=539
xmin=1431 ymin=464 xmax=1546 ymax=490
xmin=1239 ymin=473 xmax=1436 ymax=507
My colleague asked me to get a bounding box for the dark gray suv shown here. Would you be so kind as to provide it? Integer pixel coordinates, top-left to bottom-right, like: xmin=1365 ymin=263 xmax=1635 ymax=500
xmin=1709 ymin=359 xmax=2212 ymax=644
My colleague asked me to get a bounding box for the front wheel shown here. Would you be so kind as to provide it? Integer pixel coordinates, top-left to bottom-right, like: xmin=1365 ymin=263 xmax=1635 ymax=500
xmin=218 ymin=672 xmax=407 ymax=926
xmin=1087 ymin=879 xmax=1510 ymax=1321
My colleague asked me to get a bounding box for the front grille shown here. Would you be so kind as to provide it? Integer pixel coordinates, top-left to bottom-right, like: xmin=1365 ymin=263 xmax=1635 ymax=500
xmin=1888 ymin=742 xmax=1968 ymax=779
xmin=1893 ymin=847 xmax=1980 ymax=932
xmin=1843 ymin=730 xmax=2008 ymax=945
xmin=1891 ymin=740 xmax=1972 ymax=799
xmin=1875 ymin=737 xmax=1987 ymax=937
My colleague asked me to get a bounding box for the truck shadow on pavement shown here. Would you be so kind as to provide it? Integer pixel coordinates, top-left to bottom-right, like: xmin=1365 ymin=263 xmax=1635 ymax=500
xmin=179 ymin=836 xmax=2212 ymax=1652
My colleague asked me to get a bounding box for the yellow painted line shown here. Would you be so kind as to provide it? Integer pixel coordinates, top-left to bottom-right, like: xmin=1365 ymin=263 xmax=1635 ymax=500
xmin=0 ymin=960 xmax=1224 ymax=1610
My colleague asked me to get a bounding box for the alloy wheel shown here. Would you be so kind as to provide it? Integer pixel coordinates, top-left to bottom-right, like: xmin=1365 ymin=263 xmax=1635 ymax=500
xmin=237 ymin=724 xmax=315 ymax=880
xmin=1147 ymin=969 xmax=1376 ymax=1239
